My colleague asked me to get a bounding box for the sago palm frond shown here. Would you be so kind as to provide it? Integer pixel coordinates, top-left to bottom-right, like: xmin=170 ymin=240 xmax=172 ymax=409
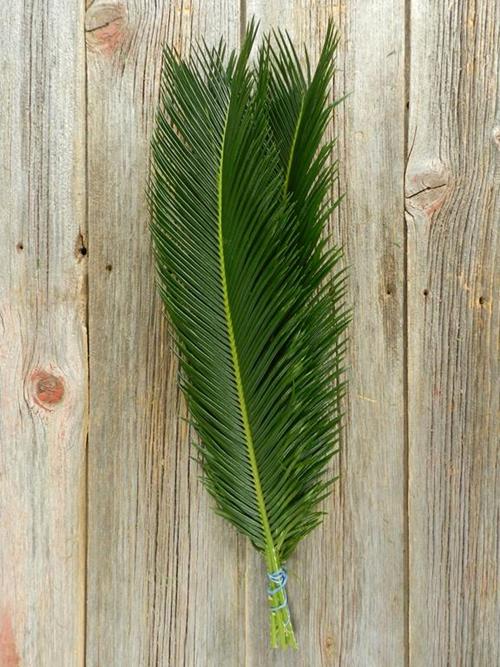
xmin=149 ymin=19 xmax=348 ymax=649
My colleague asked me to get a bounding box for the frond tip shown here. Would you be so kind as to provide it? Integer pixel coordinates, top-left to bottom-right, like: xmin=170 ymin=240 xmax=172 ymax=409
xmin=149 ymin=18 xmax=348 ymax=649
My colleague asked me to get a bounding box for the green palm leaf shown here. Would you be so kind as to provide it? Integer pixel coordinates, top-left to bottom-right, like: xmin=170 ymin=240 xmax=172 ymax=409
xmin=149 ymin=19 xmax=348 ymax=649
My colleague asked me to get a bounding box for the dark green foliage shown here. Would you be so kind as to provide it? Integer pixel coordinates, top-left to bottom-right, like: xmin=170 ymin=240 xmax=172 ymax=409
xmin=149 ymin=20 xmax=348 ymax=569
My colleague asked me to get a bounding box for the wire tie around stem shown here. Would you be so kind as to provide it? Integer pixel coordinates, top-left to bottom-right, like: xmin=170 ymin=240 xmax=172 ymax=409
xmin=267 ymin=567 xmax=291 ymax=625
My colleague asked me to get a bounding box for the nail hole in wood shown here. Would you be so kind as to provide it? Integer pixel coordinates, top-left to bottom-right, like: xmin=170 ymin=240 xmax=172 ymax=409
xmin=79 ymin=246 xmax=87 ymax=256
xmin=106 ymin=263 xmax=113 ymax=272
xmin=423 ymin=289 xmax=429 ymax=296
xmin=478 ymin=296 xmax=485 ymax=305
xmin=16 ymin=242 xmax=24 ymax=252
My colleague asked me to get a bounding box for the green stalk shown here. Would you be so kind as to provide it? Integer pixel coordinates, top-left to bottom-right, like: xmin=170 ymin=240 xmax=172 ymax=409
xmin=218 ymin=116 xmax=297 ymax=650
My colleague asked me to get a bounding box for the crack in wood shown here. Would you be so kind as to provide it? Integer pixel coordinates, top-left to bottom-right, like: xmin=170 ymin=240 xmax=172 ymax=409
xmin=85 ymin=18 xmax=121 ymax=34
xmin=406 ymin=182 xmax=448 ymax=199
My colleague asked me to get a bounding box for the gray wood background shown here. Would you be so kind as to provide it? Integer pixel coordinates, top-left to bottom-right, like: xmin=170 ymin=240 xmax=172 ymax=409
xmin=0 ymin=1 xmax=498 ymax=665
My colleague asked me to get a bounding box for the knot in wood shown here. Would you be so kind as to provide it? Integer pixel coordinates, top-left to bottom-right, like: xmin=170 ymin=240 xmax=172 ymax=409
xmin=31 ymin=370 xmax=65 ymax=409
xmin=85 ymin=2 xmax=127 ymax=55
xmin=324 ymin=635 xmax=334 ymax=653
xmin=0 ymin=610 xmax=20 ymax=667
xmin=405 ymin=158 xmax=450 ymax=217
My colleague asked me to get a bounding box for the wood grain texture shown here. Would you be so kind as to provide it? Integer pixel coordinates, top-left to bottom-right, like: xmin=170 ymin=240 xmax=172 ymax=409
xmin=85 ymin=1 xmax=242 ymax=665
xmin=406 ymin=1 xmax=500 ymax=665
xmin=0 ymin=1 xmax=87 ymax=665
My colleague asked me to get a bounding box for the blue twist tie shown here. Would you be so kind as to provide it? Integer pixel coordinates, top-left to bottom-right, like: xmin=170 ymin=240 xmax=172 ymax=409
xmin=267 ymin=568 xmax=289 ymax=613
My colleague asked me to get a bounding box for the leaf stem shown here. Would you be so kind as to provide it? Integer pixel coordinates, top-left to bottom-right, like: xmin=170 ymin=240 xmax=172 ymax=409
xmin=218 ymin=114 xmax=295 ymax=648
xmin=217 ymin=116 xmax=274 ymax=553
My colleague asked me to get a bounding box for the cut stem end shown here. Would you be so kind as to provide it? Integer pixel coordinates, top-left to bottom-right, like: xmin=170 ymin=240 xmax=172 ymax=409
xmin=269 ymin=604 xmax=297 ymax=649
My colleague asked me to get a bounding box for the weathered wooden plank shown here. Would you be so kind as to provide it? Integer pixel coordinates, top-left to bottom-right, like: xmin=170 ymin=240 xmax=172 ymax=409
xmin=246 ymin=1 xmax=407 ymax=665
xmin=0 ymin=1 xmax=87 ymax=665
xmin=337 ymin=1 xmax=408 ymax=663
xmin=85 ymin=1 xmax=241 ymax=665
xmin=406 ymin=1 xmax=499 ymax=665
